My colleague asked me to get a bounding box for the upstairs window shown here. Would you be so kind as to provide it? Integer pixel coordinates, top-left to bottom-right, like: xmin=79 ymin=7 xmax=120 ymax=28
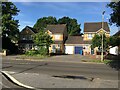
xmin=55 ymin=35 xmax=61 ymax=40
xmin=88 ymin=34 xmax=92 ymax=39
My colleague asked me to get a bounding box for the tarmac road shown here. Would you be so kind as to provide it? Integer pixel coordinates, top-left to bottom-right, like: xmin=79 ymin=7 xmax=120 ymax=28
xmin=2 ymin=59 xmax=118 ymax=80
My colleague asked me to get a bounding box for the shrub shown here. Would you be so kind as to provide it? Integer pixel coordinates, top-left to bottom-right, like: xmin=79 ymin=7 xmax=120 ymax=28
xmin=25 ymin=47 xmax=48 ymax=56
xmin=38 ymin=47 xmax=48 ymax=56
xmin=25 ymin=50 xmax=37 ymax=56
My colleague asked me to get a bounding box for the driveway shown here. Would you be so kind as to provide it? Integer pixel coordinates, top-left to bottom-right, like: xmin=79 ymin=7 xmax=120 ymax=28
xmin=43 ymin=54 xmax=93 ymax=62
xmin=2 ymin=54 xmax=93 ymax=63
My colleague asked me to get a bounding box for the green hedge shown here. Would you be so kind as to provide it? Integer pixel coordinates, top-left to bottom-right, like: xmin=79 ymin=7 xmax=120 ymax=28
xmin=25 ymin=47 xmax=48 ymax=56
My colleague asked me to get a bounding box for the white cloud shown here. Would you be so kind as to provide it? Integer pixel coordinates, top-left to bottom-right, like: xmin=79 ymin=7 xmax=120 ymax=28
xmin=22 ymin=21 xmax=33 ymax=24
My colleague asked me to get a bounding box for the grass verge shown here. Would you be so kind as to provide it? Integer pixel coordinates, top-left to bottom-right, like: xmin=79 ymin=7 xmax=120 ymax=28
xmin=82 ymin=59 xmax=112 ymax=64
xmin=19 ymin=54 xmax=49 ymax=59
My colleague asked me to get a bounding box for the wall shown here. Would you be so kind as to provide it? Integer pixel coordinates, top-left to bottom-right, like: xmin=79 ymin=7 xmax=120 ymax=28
xmin=49 ymin=44 xmax=64 ymax=53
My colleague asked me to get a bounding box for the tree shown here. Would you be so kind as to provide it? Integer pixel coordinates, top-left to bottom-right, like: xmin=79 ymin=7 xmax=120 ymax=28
xmin=2 ymin=2 xmax=20 ymax=42
xmin=107 ymin=1 xmax=120 ymax=27
xmin=33 ymin=16 xmax=57 ymax=32
xmin=58 ymin=16 xmax=81 ymax=35
xmin=108 ymin=36 xmax=120 ymax=47
xmin=33 ymin=16 xmax=82 ymax=36
xmin=33 ymin=31 xmax=53 ymax=55
xmin=91 ymin=34 xmax=109 ymax=51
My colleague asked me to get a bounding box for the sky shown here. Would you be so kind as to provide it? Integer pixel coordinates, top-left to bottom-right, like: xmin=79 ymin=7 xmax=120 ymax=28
xmin=11 ymin=1 xmax=118 ymax=35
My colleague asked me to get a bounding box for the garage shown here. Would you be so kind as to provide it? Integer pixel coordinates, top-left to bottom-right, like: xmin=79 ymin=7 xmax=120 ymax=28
xmin=65 ymin=36 xmax=84 ymax=55
xmin=65 ymin=46 xmax=74 ymax=54
xmin=74 ymin=46 xmax=83 ymax=55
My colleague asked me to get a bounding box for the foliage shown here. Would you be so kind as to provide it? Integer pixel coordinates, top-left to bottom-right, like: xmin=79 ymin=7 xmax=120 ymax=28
xmin=2 ymin=2 xmax=20 ymax=42
xmin=108 ymin=36 xmax=120 ymax=47
xmin=37 ymin=47 xmax=48 ymax=55
xmin=58 ymin=16 xmax=81 ymax=35
xmin=33 ymin=16 xmax=57 ymax=32
xmin=2 ymin=36 xmax=18 ymax=54
xmin=107 ymin=1 xmax=120 ymax=27
xmin=25 ymin=50 xmax=37 ymax=56
xmin=91 ymin=34 xmax=109 ymax=51
xmin=82 ymin=59 xmax=112 ymax=63
xmin=25 ymin=50 xmax=48 ymax=59
xmin=33 ymin=31 xmax=53 ymax=55
xmin=25 ymin=48 xmax=48 ymax=56
xmin=33 ymin=16 xmax=81 ymax=35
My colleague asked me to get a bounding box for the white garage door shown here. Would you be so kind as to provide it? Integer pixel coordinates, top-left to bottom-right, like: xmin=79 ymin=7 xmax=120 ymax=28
xmin=65 ymin=46 xmax=74 ymax=54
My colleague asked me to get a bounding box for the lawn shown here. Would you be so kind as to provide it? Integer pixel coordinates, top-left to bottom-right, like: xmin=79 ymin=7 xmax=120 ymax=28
xmin=82 ymin=59 xmax=112 ymax=64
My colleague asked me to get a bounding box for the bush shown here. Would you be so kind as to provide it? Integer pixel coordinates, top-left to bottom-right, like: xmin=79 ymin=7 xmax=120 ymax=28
xmin=25 ymin=50 xmax=37 ymax=56
xmin=25 ymin=47 xmax=48 ymax=56
xmin=38 ymin=47 xmax=48 ymax=56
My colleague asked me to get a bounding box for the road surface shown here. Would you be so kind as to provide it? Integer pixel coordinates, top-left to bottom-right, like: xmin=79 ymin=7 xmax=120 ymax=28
xmin=2 ymin=59 xmax=118 ymax=80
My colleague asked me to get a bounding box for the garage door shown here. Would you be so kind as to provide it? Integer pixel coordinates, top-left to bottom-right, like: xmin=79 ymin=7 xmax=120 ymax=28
xmin=65 ymin=46 xmax=74 ymax=54
xmin=75 ymin=46 xmax=83 ymax=55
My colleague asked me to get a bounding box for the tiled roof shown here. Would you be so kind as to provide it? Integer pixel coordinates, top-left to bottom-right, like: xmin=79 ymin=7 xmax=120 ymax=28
xmin=65 ymin=36 xmax=84 ymax=44
xmin=46 ymin=24 xmax=66 ymax=34
xmin=83 ymin=41 xmax=92 ymax=44
xmin=21 ymin=26 xmax=37 ymax=33
xmin=84 ymin=22 xmax=110 ymax=32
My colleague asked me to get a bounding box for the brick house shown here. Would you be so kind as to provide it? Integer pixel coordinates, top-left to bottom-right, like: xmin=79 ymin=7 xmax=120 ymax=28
xmin=83 ymin=22 xmax=110 ymax=55
xmin=46 ymin=24 xmax=68 ymax=54
xmin=19 ymin=22 xmax=110 ymax=55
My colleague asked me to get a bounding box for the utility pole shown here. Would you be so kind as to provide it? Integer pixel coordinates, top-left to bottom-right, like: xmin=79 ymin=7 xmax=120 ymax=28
xmin=101 ymin=11 xmax=105 ymax=62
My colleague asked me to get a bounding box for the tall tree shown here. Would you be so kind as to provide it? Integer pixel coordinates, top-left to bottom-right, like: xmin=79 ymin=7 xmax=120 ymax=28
xmin=33 ymin=16 xmax=57 ymax=32
xmin=2 ymin=2 xmax=20 ymax=42
xmin=58 ymin=16 xmax=81 ymax=35
xmin=33 ymin=31 xmax=53 ymax=55
xmin=107 ymin=1 xmax=120 ymax=27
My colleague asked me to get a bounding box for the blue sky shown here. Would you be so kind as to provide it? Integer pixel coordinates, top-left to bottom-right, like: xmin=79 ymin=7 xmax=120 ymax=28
xmin=12 ymin=2 xmax=118 ymax=35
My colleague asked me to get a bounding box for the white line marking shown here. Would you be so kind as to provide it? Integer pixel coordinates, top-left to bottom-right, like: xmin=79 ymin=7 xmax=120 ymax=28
xmin=2 ymin=71 xmax=35 ymax=89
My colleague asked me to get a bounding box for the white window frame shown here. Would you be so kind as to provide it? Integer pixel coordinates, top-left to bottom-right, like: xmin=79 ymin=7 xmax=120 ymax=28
xmin=54 ymin=35 xmax=61 ymax=40
xmin=88 ymin=34 xmax=92 ymax=39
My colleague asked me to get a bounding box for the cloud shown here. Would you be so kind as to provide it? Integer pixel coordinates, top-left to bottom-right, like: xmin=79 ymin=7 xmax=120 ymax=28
xmin=22 ymin=21 xmax=33 ymax=24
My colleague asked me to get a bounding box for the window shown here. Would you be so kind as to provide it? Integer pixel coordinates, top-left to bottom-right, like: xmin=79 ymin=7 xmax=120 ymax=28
xmin=58 ymin=44 xmax=60 ymax=48
xmin=88 ymin=34 xmax=92 ymax=39
xmin=22 ymin=35 xmax=32 ymax=40
xmin=29 ymin=44 xmax=32 ymax=49
xmin=55 ymin=35 xmax=61 ymax=40
xmin=52 ymin=45 xmax=56 ymax=49
xmin=22 ymin=36 xmax=26 ymax=40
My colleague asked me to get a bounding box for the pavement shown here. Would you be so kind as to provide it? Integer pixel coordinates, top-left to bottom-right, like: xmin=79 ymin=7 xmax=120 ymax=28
xmin=3 ymin=71 xmax=118 ymax=89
